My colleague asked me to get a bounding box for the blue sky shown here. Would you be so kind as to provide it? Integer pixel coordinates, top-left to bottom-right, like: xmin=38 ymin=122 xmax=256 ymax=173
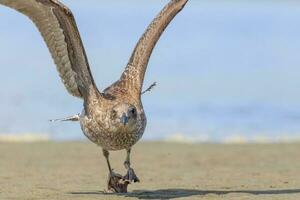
xmin=1 ymin=1 xmax=300 ymax=141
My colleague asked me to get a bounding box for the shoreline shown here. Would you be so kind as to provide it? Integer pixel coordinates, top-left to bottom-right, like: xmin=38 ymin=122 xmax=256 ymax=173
xmin=1 ymin=132 xmax=300 ymax=144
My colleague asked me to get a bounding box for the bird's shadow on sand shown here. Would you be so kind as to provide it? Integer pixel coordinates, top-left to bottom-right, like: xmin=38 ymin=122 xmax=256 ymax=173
xmin=70 ymin=188 xmax=300 ymax=199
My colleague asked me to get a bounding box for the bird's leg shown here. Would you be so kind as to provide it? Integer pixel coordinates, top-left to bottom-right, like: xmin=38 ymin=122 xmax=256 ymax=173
xmin=123 ymin=148 xmax=140 ymax=183
xmin=102 ymin=149 xmax=128 ymax=193
xmin=102 ymin=149 xmax=113 ymax=173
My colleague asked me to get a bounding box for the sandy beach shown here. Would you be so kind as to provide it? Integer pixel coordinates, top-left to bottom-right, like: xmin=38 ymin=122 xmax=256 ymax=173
xmin=0 ymin=142 xmax=300 ymax=200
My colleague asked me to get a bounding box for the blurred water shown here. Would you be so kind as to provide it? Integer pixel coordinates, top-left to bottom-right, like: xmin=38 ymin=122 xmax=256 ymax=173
xmin=1 ymin=1 xmax=300 ymax=142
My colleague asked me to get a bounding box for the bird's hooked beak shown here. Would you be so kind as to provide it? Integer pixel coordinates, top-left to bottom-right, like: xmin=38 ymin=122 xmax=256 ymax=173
xmin=121 ymin=113 xmax=129 ymax=125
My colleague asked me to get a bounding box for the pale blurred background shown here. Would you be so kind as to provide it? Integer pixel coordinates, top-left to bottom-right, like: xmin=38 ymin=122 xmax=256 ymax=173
xmin=1 ymin=1 xmax=300 ymax=142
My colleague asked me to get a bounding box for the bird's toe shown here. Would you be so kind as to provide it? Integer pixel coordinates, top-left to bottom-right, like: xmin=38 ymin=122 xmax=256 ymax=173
xmin=123 ymin=168 xmax=140 ymax=183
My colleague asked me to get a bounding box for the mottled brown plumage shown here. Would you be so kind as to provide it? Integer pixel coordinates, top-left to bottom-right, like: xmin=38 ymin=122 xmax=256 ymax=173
xmin=0 ymin=0 xmax=189 ymax=193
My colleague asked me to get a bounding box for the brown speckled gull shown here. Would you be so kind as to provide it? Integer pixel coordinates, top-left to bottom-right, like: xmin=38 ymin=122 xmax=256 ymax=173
xmin=0 ymin=0 xmax=189 ymax=193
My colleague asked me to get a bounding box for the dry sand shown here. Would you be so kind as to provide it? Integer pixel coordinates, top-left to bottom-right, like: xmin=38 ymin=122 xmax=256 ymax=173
xmin=0 ymin=142 xmax=300 ymax=200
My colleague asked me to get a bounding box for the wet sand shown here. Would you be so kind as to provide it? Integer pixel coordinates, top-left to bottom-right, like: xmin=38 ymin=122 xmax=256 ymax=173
xmin=0 ymin=142 xmax=300 ymax=200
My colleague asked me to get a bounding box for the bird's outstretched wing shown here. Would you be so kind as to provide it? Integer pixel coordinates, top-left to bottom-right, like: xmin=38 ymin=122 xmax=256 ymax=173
xmin=115 ymin=0 xmax=188 ymax=98
xmin=0 ymin=0 xmax=98 ymax=98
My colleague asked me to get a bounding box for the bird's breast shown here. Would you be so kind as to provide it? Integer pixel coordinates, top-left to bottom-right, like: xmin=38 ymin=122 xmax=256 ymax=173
xmin=79 ymin=110 xmax=146 ymax=151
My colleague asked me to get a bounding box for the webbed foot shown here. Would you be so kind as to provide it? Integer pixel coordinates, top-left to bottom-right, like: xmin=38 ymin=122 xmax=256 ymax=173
xmin=123 ymin=168 xmax=140 ymax=183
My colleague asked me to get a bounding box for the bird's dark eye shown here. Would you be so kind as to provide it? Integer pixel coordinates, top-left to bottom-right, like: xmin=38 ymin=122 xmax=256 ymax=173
xmin=129 ymin=108 xmax=136 ymax=115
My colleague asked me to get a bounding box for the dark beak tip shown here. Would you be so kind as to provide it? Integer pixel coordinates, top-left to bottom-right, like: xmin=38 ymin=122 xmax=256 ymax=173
xmin=121 ymin=114 xmax=129 ymax=125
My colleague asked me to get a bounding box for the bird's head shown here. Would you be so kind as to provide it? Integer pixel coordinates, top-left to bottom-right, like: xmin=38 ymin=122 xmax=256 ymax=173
xmin=110 ymin=103 xmax=138 ymax=127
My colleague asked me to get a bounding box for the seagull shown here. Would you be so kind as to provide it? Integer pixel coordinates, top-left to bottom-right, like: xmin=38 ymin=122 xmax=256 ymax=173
xmin=0 ymin=0 xmax=189 ymax=193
